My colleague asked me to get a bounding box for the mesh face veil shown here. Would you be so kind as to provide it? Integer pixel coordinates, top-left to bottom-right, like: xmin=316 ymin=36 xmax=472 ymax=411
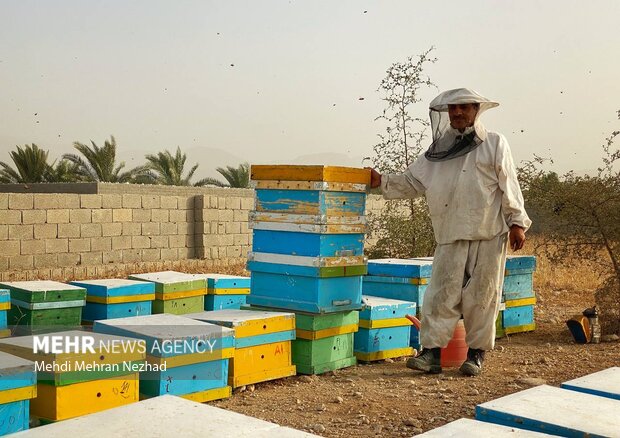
xmin=424 ymin=88 xmax=499 ymax=162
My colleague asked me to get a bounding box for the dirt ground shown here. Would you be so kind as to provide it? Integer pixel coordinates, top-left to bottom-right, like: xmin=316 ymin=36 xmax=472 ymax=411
xmin=209 ymin=254 xmax=620 ymax=437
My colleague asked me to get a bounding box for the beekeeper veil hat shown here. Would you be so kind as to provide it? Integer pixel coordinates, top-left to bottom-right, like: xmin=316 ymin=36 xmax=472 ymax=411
xmin=424 ymin=88 xmax=499 ymax=162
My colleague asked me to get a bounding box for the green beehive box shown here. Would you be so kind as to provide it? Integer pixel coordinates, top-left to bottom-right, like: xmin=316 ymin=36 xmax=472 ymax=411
xmin=292 ymin=333 xmax=356 ymax=375
xmin=151 ymin=295 xmax=205 ymax=315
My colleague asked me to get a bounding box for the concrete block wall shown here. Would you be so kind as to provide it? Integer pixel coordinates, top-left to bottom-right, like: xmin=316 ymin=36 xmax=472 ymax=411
xmin=0 ymin=185 xmax=386 ymax=281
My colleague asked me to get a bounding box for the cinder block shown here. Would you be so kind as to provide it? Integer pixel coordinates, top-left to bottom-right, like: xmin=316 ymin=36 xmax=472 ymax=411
xmin=209 ymin=196 xmax=218 ymax=208
xmin=179 ymin=247 xmax=195 ymax=259
xmin=177 ymin=196 xmax=194 ymax=209
xmin=34 ymin=223 xmax=58 ymax=239
xmin=185 ymin=235 xmax=195 ymax=248
xmin=0 ymin=210 xmax=21 ymax=225
xmin=240 ymin=197 xmax=254 ymax=210
xmin=169 ymin=210 xmax=186 ymax=222
xmin=168 ymin=235 xmax=186 ymax=248
xmin=9 ymin=194 xmax=33 ymax=210
xmin=225 ymin=197 xmax=241 ymax=210
xmin=92 ymin=209 xmax=113 ymax=223
xmin=122 ymin=222 xmax=141 ymax=236
xmin=58 ymin=253 xmax=80 ymax=267
xmin=141 ymin=248 xmax=160 ymax=262
xmin=112 ymin=235 xmax=132 ymax=250
xmin=160 ymin=222 xmax=177 ymax=235
xmin=0 ymin=256 xmax=8 ymax=271
xmin=195 ymin=195 xmax=206 ymax=209
xmin=142 ymin=195 xmax=160 ymax=209
xmin=240 ymin=222 xmax=250 ymax=234
xmin=81 ymin=223 xmax=102 ymax=238
xmin=219 ymin=234 xmax=234 ymax=246
xmin=59 ymin=194 xmax=80 ymax=209
xmin=80 ymin=194 xmax=102 ymax=209
xmin=233 ymin=234 xmax=249 ymax=246
xmin=225 ymin=222 xmax=241 ymax=234
xmin=132 ymin=209 xmax=151 ymax=222
xmin=122 ymin=194 xmax=142 ymax=208
xmin=216 ymin=222 xmax=226 ymax=234
xmin=0 ymin=194 xmax=8 ymax=209
xmin=177 ymin=222 xmax=193 ymax=234
xmin=102 ymin=222 xmax=122 ymax=237
xmin=91 ymin=237 xmax=112 ymax=251
xmin=81 ymin=252 xmax=103 ymax=266
xmin=103 ymin=250 xmax=123 ymax=264
xmin=112 ymin=209 xmax=133 ymax=222
xmin=151 ymin=236 xmax=169 ymax=248
xmin=34 ymin=194 xmax=60 ymax=209
xmin=4 ymin=241 xmax=20 ymax=256
xmin=46 ymin=238 xmax=68 ymax=253
xmin=69 ymin=238 xmax=91 ymax=253
xmin=142 ymin=222 xmax=161 ymax=236
xmin=34 ymin=253 xmax=58 ymax=268
xmin=218 ymin=210 xmax=233 ymax=221
xmin=132 ymin=235 xmax=151 ymax=249
xmin=233 ymin=210 xmax=248 ymax=222
xmin=160 ymin=248 xmax=179 ymax=261
xmin=151 ymin=209 xmax=169 ymax=222
xmin=185 ymin=210 xmax=194 ymax=222
xmin=9 ymin=255 xmax=34 ymax=270
xmin=22 ymin=210 xmax=47 ymax=224
xmin=70 ymin=209 xmax=92 ymax=223
xmin=47 ymin=209 xmax=70 ymax=224
xmin=160 ymin=196 xmax=177 ymax=209
xmin=122 ymin=249 xmax=141 ymax=263
xmin=0 ymin=224 xmax=7 ymax=240
xmin=9 ymin=224 xmax=34 ymax=240
xmin=101 ymin=194 xmax=122 ymax=209
xmin=218 ymin=197 xmax=226 ymax=209
xmin=218 ymin=247 xmax=227 ymax=259
xmin=21 ymin=239 xmax=46 ymax=255
xmin=226 ymin=246 xmax=242 ymax=258
xmin=58 ymin=223 xmax=80 ymax=238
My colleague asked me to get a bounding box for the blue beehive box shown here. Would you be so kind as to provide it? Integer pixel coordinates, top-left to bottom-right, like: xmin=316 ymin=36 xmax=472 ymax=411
xmin=354 ymin=296 xmax=415 ymax=362
xmin=561 ymin=367 xmax=620 ymax=401
xmin=0 ymin=290 xmax=9 ymax=338
xmin=192 ymin=274 xmax=250 ymax=311
xmin=94 ymin=314 xmax=234 ymax=402
xmin=254 ymin=189 xmax=366 ymax=217
xmin=368 ymin=258 xmax=433 ymax=278
xmin=0 ymin=351 xmax=36 ymax=436
xmin=252 ymin=230 xmax=364 ymax=257
xmin=70 ymin=279 xmax=155 ymax=322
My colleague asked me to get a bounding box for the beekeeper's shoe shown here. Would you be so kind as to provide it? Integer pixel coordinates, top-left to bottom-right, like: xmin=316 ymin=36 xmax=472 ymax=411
xmin=459 ymin=348 xmax=485 ymax=376
xmin=406 ymin=348 xmax=441 ymax=374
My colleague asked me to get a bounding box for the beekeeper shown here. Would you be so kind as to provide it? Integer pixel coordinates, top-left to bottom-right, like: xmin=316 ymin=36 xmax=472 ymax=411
xmin=369 ymin=88 xmax=531 ymax=376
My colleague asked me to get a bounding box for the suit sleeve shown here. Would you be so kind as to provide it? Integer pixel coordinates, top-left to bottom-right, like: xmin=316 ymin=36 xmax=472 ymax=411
xmin=379 ymin=158 xmax=427 ymax=200
xmin=495 ymin=135 xmax=532 ymax=231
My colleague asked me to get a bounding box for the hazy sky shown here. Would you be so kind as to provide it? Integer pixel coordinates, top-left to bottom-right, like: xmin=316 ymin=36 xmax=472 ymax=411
xmin=1 ymin=1 xmax=619 ymax=179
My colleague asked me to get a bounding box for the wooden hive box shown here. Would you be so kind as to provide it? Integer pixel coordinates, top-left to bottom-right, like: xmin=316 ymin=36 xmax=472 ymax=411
xmin=254 ymin=188 xmax=367 ymax=218
xmin=12 ymin=394 xmax=319 ymax=437
xmin=252 ymin=229 xmax=365 ymax=258
xmin=561 ymin=367 xmax=620 ymax=400
xmin=416 ymin=418 xmax=553 ymax=437
xmin=0 ymin=351 xmax=36 ymax=435
xmin=354 ymin=296 xmax=415 ymax=362
xmin=476 ymin=384 xmax=620 ymax=436
xmin=250 ymin=164 xmax=371 ymax=185
xmin=192 ymin=274 xmax=250 ymax=311
xmin=368 ymin=258 xmax=433 ymax=278
xmin=248 ymin=252 xmax=367 ymax=277
xmin=70 ymin=279 xmax=155 ymax=323
xmin=0 ymin=281 xmax=86 ymax=331
xmin=128 ymin=271 xmax=206 ymax=315
xmin=185 ymin=310 xmax=296 ymax=387
xmin=93 ymin=314 xmax=233 ymax=402
xmin=0 ymin=290 xmax=10 ymax=338
xmin=0 ymin=330 xmax=144 ymax=422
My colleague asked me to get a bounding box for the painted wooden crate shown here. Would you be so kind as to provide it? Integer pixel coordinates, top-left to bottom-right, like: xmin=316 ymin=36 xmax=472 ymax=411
xmin=0 ymin=352 xmax=36 ymax=436
xmin=368 ymin=258 xmax=433 ymax=278
xmin=561 ymin=367 xmax=620 ymax=400
xmin=475 ymin=384 xmax=620 ymax=437
xmin=128 ymin=271 xmax=206 ymax=315
xmin=254 ymin=189 xmax=366 ymax=218
xmin=505 ymin=255 xmax=537 ymax=275
xmin=185 ymin=310 xmax=296 ymax=387
xmin=94 ymin=314 xmax=233 ymax=402
xmin=362 ymin=276 xmax=427 ymax=313
xmin=0 ymin=281 xmax=86 ymax=330
xmin=248 ymin=252 xmax=367 ymax=276
xmin=249 ymin=271 xmax=363 ymax=314
xmin=355 ymin=296 xmax=415 ymax=362
xmin=416 ymin=418 xmax=553 ymax=437
xmin=250 ymin=218 xmax=366 ymax=234
xmin=12 ymin=394 xmax=319 ymax=437
xmin=70 ymin=279 xmax=155 ymax=323
xmin=0 ymin=290 xmax=9 ymax=339
xmin=251 ymin=164 xmax=371 ymax=185
xmin=249 ymin=211 xmax=367 ymax=225
xmin=252 ymin=229 xmax=365 ymax=258
xmin=191 ymin=274 xmax=250 ymax=311
xmin=0 ymin=330 xmax=144 ymax=422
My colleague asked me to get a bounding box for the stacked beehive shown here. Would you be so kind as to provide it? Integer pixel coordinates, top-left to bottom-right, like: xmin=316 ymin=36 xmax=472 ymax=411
xmin=245 ymin=165 xmax=369 ymax=374
xmin=354 ymin=296 xmax=416 ymax=362
xmin=94 ymin=314 xmax=233 ymax=402
xmin=196 ymin=274 xmax=251 ymax=311
xmin=362 ymin=259 xmax=432 ymax=350
xmin=70 ymin=279 xmax=155 ymax=324
xmin=128 ymin=271 xmax=206 ymax=315
xmin=0 ymin=352 xmax=36 ymax=435
xmin=496 ymin=255 xmax=537 ymax=337
xmin=0 ymin=330 xmax=143 ymax=422
xmin=186 ymin=310 xmax=296 ymax=387
xmin=0 ymin=281 xmax=86 ymax=333
xmin=0 ymin=290 xmax=10 ymax=338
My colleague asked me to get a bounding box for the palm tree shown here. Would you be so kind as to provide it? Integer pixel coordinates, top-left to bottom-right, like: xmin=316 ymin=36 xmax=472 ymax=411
xmin=63 ymin=136 xmax=146 ymax=182
xmin=144 ymin=147 xmax=210 ymax=186
xmin=0 ymin=144 xmax=52 ymax=183
xmin=45 ymin=159 xmax=80 ymax=183
xmin=202 ymin=163 xmax=250 ymax=188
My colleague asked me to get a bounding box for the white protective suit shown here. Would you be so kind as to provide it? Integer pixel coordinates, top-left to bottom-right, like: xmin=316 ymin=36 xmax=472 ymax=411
xmin=380 ymin=88 xmax=531 ymax=350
